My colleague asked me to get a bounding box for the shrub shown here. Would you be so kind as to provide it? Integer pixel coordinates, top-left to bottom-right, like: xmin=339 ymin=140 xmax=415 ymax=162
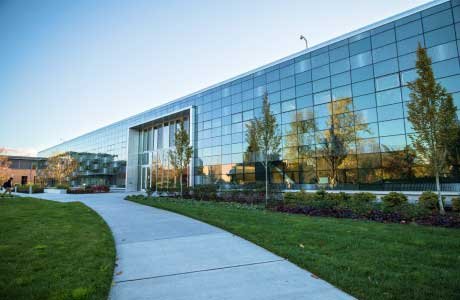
xmin=56 ymin=183 xmax=70 ymax=190
xmin=418 ymin=191 xmax=439 ymax=211
xmin=191 ymin=185 xmax=217 ymax=201
xmin=15 ymin=184 xmax=44 ymax=194
xmin=382 ymin=192 xmax=408 ymax=207
xmin=351 ymin=192 xmax=376 ymax=203
xmin=145 ymin=186 xmax=154 ymax=197
xmin=91 ymin=185 xmax=109 ymax=193
xmin=452 ymin=197 xmax=460 ymax=212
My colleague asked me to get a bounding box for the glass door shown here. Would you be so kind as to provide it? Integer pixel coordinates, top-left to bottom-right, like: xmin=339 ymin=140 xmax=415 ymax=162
xmin=141 ymin=166 xmax=151 ymax=191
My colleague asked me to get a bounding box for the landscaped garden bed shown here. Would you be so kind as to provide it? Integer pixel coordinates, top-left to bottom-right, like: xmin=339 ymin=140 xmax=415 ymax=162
xmin=275 ymin=190 xmax=460 ymax=228
xmin=0 ymin=197 xmax=115 ymax=300
xmin=125 ymin=196 xmax=460 ymax=300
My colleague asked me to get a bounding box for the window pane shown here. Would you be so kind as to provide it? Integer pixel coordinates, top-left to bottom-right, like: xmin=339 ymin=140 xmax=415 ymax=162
xmin=375 ymin=73 xmax=400 ymax=91
xmin=353 ymin=94 xmax=376 ymax=110
xmin=312 ymin=65 xmax=330 ymax=80
xmin=296 ymin=95 xmax=313 ymax=109
xmin=424 ymin=25 xmax=456 ymax=48
xmin=332 ymin=85 xmax=352 ymax=100
xmin=350 ymin=51 xmax=373 ymax=69
xmin=376 ymin=88 xmax=402 ymax=106
xmin=311 ymin=52 xmax=330 ymax=68
xmin=422 ymin=9 xmax=453 ymax=32
xmin=352 ymin=79 xmax=375 ymax=96
xmin=331 ymin=72 xmax=351 ymax=88
xmin=314 ymin=91 xmax=331 ymax=105
xmin=428 ymin=42 xmax=458 ymax=62
xmin=396 ymin=19 xmax=423 ymax=40
xmin=432 ymin=58 xmax=460 ymax=79
xmin=380 ymin=135 xmax=407 ymax=151
xmin=330 ymin=58 xmax=350 ymax=75
xmin=329 ymin=45 xmax=349 ymax=62
xmin=378 ymin=103 xmax=404 ymax=121
xmin=313 ymin=78 xmax=330 ymax=93
xmin=371 ymin=29 xmax=396 ymax=48
xmin=397 ymin=34 xmax=424 ymax=55
xmin=351 ymin=65 xmax=374 ymax=82
xmin=349 ymin=37 xmax=371 ymax=55
xmin=379 ymin=119 xmax=405 ymax=136
xmin=356 ymin=108 xmax=378 ymax=124
xmin=372 ymin=43 xmax=397 ymax=63
xmin=296 ymin=83 xmax=312 ymax=97
xmin=373 ymin=58 xmax=399 ymax=77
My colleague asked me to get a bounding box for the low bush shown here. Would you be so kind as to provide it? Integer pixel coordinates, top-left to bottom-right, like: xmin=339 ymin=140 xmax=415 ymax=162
xmin=91 ymin=185 xmax=110 ymax=193
xmin=351 ymin=192 xmax=376 ymax=203
xmin=55 ymin=184 xmax=70 ymax=190
xmin=452 ymin=197 xmax=460 ymax=212
xmin=382 ymin=192 xmax=408 ymax=207
xmin=15 ymin=184 xmax=44 ymax=194
xmin=191 ymin=185 xmax=217 ymax=201
xmin=418 ymin=191 xmax=439 ymax=211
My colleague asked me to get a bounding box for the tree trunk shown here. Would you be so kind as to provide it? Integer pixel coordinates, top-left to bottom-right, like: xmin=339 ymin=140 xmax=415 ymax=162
xmin=180 ymin=172 xmax=183 ymax=199
xmin=265 ymin=157 xmax=268 ymax=207
xmin=435 ymin=171 xmax=445 ymax=214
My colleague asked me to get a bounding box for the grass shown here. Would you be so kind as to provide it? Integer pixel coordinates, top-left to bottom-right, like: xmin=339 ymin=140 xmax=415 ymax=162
xmin=0 ymin=197 xmax=115 ymax=300
xmin=127 ymin=197 xmax=460 ymax=300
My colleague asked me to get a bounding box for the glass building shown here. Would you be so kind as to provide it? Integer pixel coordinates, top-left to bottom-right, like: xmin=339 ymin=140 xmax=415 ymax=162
xmin=39 ymin=0 xmax=460 ymax=192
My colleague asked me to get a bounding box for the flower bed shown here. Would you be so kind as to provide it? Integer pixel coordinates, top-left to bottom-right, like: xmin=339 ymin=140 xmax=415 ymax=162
xmin=274 ymin=190 xmax=460 ymax=228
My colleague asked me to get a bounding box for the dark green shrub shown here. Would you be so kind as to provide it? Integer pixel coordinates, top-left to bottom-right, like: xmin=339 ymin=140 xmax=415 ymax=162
xmin=145 ymin=187 xmax=154 ymax=197
xmin=16 ymin=184 xmax=44 ymax=194
xmin=382 ymin=192 xmax=408 ymax=207
xmin=351 ymin=192 xmax=376 ymax=203
xmin=56 ymin=183 xmax=70 ymax=190
xmin=418 ymin=191 xmax=439 ymax=211
xmin=452 ymin=197 xmax=460 ymax=212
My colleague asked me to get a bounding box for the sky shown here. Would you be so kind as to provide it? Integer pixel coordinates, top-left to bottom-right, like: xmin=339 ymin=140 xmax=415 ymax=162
xmin=0 ymin=0 xmax=430 ymax=156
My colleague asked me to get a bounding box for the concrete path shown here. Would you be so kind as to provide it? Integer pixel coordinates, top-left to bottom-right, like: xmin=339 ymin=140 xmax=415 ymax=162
xmin=27 ymin=192 xmax=354 ymax=300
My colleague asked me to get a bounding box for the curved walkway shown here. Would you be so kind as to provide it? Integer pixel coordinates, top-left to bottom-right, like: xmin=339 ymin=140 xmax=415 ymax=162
xmin=30 ymin=192 xmax=354 ymax=300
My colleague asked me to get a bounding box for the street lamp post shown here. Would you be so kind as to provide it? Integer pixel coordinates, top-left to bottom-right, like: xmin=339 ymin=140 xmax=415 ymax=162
xmin=300 ymin=35 xmax=308 ymax=49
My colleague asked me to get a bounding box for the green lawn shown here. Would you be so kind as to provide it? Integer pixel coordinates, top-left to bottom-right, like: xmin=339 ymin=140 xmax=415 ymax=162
xmin=128 ymin=197 xmax=460 ymax=300
xmin=0 ymin=197 xmax=115 ymax=300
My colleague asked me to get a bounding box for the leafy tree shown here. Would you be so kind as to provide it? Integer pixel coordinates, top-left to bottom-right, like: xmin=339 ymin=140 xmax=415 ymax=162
xmin=245 ymin=93 xmax=281 ymax=206
xmin=316 ymin=98 xmax=368 ymax=187
xmin=0 ymin=148 xmax=12 ymax=183
xmin=381 ymin=146 xmax=416 ymax=180
xmin=407 ymin=44 xmax=459 ymax=214
xmin=42 ymin=153 xmax=78 ymax=186
xmin=168 ymin=121 xmax=193 ymax=198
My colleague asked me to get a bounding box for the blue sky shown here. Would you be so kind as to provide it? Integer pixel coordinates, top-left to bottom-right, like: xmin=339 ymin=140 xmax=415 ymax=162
xmin=0 ymin=0 xmax=429 ymax=155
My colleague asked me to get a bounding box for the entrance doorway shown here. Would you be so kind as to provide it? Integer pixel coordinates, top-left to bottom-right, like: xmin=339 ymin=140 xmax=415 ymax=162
xmin=140 ymin=166 xmax=151 ymax=191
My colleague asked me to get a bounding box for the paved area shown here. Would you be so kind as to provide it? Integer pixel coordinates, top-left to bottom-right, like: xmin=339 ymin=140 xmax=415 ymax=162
xmin=27 ymin=192 xmax=354 ymax=300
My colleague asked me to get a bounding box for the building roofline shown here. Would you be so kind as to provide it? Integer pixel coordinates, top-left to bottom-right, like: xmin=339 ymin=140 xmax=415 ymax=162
xmin=39 ymin=0 xmax=448 ymax=154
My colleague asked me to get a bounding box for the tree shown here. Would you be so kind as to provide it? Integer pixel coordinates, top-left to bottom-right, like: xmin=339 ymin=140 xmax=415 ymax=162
xmin=0 ymin=148 xmax=12 ymax=183
xmin=407 ymin=44 xmax=459 ymax=214
xmin=168 ymin=121 xmax=193 ymax=198
xmin=43 ymin=153 xmax=78 ymax=186
xmin=316 ymin=98 xmax=368 ymax=187
xmin=245 ymin=93 xmax=281 ymax=206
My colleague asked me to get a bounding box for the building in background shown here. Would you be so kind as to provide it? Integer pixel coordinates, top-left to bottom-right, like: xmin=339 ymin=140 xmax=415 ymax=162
xmin=1 ymin=156 xmax=47 ymax=186
xmin=39 ymin=0 xmax=460 ymax=192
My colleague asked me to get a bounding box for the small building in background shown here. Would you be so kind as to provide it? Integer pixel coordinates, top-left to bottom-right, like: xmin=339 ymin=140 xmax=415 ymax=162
xmin=2 ymin=156 xmax=47 ymax=185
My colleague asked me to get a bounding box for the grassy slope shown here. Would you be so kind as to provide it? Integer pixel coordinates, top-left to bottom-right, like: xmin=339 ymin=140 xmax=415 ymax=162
xmin=0 ymin=197 xmax=115 ymax=300
xmin=129 ymin=197 xmax=460 ymax=300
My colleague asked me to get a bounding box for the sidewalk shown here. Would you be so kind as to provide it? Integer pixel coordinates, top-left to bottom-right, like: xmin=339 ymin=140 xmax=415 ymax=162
xmin=30 ymin=192 xmax=355 ymax=300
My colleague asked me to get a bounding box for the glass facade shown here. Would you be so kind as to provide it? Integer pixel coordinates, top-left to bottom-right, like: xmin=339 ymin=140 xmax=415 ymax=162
xmin=39 ymin=0 xmax=460 ymax=190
